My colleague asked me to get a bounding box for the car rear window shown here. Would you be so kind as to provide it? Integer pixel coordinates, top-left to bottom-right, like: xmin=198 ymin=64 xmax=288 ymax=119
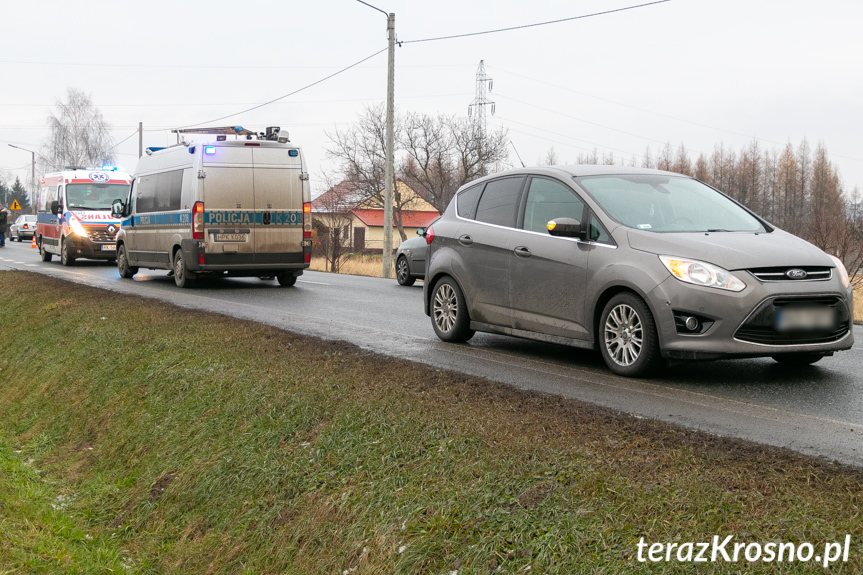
xmin=456 ymin=184 xmax=482 ymax=219
xmin=474 ymin=177 xmax=525 ymax=228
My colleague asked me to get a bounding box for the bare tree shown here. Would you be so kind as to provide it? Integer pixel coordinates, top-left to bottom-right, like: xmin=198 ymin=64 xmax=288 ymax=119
xmin=542 ymin=146 xmax=558 ymax=165
xmin=312 ymin=179 xmax=361 ymax=273
xmin=43 ymin=88 xmax=115 ymax=171
xmin=325 ymin=104 xmax=418 ymax=242
xmin=399 ymin=112 xmax=509 ymax=213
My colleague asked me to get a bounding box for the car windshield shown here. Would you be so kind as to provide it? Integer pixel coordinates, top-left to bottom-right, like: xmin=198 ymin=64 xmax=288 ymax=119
xmin=66 ymin=183 xmax=130 ymax=210
xmin=575 ymin=174 xmax=765 ymax=233
xmin=25 ymin=215 xmax=36 ymax=222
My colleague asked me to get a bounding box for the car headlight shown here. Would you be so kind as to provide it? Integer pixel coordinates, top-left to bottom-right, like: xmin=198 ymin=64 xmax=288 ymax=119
xmin=659 ymin=255 xmax=746 ymax=292
xmin=829 ymin=255 xmax=851 ymax=288
xmin=67 ymin=215 xmax=88 ymax=237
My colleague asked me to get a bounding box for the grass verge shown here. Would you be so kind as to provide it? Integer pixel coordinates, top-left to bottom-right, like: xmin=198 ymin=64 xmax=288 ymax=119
xmin=0 ymin=271 xmax=861 ymax=574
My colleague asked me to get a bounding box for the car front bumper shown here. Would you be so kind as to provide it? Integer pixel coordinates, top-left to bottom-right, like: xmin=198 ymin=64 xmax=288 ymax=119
xmin=647 ymin=275 xmax=854 ymax=360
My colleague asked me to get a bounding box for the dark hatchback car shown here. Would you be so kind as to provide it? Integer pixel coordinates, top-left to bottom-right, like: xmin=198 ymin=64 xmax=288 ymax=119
xmin=423 ymin=166 xmax=853 ymax=377
xmin=395 ymin=221 xmax=438 ymax=286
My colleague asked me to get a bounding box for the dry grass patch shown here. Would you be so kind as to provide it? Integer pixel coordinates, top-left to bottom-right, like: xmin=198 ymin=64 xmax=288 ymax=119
xmin=1 ymin=271 xmax=861 ymax=574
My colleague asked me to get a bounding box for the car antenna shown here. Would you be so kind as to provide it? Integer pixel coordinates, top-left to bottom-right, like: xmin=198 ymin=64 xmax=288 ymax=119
xmin=510 ymin=140 xmax=525 ymax=168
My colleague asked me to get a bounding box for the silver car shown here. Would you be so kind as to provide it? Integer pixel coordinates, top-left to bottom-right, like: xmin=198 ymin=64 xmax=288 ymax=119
xmin=423 ymin=166 xmax=853 ymax=377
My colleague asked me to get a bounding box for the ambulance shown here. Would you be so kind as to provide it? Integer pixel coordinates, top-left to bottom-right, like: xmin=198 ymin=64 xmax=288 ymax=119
xmin=111 ymin=125 xmax=312 ymax=288
xmin=36 ymin=167 xmax=132 ymax=265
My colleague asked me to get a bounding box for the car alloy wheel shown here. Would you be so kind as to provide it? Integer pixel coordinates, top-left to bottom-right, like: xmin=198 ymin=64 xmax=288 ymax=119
xmin=396 ymin=256 xmax=415 ymax=286
xmin=431 ymin=277 xmax=474 ymax=343
xmin=599 ymin=292 xmax=660 ymax=377
xmin=604 ymin=303 xmax=643 ymax=367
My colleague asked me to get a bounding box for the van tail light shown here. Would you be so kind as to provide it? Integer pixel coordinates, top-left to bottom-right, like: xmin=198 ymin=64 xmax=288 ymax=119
xmin=193 ymin=201 xmax=205 ymax=240
xmin=425 ymin=225 xmax=435 ymax=245
xmin=303 ymin=202 xmax=312 ymax=239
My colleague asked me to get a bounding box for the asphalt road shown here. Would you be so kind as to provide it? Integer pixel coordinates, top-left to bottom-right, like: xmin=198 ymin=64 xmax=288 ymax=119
xmin=2 ymin=239 xmax=861 ymax=466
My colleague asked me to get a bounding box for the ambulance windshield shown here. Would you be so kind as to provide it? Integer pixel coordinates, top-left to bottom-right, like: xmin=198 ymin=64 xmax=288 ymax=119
xmin=66 ymin=183 xmax=131 ymax=210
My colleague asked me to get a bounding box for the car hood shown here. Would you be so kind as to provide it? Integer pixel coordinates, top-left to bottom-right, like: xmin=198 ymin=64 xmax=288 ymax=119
xmin=626 ymin=228 xmax=833 ymax=270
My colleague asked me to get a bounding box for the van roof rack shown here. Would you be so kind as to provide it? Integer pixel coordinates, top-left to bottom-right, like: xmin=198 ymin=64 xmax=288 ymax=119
xmin=172 ymin=126 xmax=255 ymax=137
xmin=171 ymin=125 xmax=289 ymax=143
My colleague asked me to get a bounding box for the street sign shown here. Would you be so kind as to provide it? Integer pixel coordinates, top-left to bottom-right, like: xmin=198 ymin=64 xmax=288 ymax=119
xmin=9 ymin=200 xmax=21 ymax=210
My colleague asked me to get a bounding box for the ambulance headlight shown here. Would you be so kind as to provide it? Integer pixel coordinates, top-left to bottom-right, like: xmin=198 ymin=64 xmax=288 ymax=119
xmin=68 ymin=215 xmax=88 ymax=237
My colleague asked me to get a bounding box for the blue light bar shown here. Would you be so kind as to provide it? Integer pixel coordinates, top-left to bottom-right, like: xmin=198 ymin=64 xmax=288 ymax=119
xmin=289 ymin=150 xmax=299 ymax=157
xmin=204 ymin=146 xmax=216 ymax=155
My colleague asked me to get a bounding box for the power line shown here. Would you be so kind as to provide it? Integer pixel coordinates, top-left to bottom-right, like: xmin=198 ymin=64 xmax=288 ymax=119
xmin=177 ymin=47 xmax=388 ymax=130
xmin=400 ymin=1 xmax=671 ymax=44
xmin=104 ymin=130 xmax=139 ymax=154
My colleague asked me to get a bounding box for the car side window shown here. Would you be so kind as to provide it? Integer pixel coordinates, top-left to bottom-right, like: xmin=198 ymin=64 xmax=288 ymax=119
xmin=522 ymin=177 xmax=585 ymax=234
xmin=456 ymin=183 xmax=483 ymax=219
xmin=474 ymin=176 xmax=525 ymax=228
xmin=589 ymin=213 xmax=613 ymax=244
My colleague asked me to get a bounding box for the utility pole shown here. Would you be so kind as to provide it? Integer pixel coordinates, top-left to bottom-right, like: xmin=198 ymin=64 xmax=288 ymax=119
xmin=356 ymin=1 xmax=395 ymax=278
xmin=382 ymin=11 xmax=395 ymax=279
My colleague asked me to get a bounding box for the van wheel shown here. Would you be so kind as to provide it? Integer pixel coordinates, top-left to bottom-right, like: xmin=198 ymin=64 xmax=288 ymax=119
xmin=599 ymin=292 xmax=662 ymax=377
xmin=39 ymin=239 xmax=52 ymax=262
xmin=117 ymin=244 xmax=138 ymax=279
xmin=173 ymin=250 xmax=193 ymax=288
xmin=277 ymin=272 xmax=297 ymax=287
xmin=396 ymin=256 xmax=415 ymax=286
xmin=60 ymin=237 xmax=75 ymax=266
xmin=431 ymin=276 xmax=475 ymax=343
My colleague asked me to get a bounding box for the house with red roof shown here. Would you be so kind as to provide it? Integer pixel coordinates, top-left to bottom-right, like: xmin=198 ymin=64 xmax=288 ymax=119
xmin=312 ymin=180 xmax=440 ymax=252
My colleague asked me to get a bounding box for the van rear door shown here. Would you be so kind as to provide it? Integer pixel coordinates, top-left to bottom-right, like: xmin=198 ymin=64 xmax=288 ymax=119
xmin=252 ymin=146 xmax=304 ymax=262
xmin=201 ymin=145 xmax=256 ymax=257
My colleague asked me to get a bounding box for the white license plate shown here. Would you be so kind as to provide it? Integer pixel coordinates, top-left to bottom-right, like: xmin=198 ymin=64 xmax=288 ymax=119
xmin=100 ymin=244 xmax=116 ymax=251
xmin=775 ymin=307 xmax=835 ymax=331
xmin=215 ymin=234 xmax=248 ymax=242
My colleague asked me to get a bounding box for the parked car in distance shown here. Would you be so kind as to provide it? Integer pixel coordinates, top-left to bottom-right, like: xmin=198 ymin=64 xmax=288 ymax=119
xmin=395 ymin=223 xmax=436 ymax=286
xmin=9 ymin=214 xmax=37 ymax=242
xmin=423 ymin=165 xmax=854 ymax=377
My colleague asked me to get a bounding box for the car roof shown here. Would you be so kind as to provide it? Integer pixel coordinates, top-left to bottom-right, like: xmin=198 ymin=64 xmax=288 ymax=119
xmin=458 ymin=165 xmax=691 ymax=192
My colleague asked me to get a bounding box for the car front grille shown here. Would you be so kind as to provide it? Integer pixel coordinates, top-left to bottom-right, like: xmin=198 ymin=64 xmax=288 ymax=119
xmin=734 ymin=295 xmax=851 ymax=346
xmin=86 ymin=228 xmax=116 ymax=243
xmin=747 ymin=266 xmax=832 ymax=282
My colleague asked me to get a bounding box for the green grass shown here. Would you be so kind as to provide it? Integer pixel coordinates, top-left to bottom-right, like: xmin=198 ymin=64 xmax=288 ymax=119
xmin=0 ymin=271 xmax=861 ymax=574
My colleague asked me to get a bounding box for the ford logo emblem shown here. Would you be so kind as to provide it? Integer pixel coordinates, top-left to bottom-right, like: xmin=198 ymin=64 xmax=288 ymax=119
xmin=89 ymin=172 xmax=110 ymax=183
xmin=786 ymin=268 xmax=807 ymax=279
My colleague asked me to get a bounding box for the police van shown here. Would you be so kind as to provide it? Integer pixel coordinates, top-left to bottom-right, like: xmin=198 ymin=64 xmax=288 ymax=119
xmin=37 ymin=167 xmax=132 ymax=265
xmin=112 ymin=126 xmax=312 ymax=288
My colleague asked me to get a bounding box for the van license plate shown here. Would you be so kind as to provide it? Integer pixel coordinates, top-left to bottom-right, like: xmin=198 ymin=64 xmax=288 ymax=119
xmin=215 ymin=234 xmax=248 ymax=242
xmin=100 ymin=245 xmax=116 ymax=251
xmin=775 ymin=307 xmax=835 ymax=332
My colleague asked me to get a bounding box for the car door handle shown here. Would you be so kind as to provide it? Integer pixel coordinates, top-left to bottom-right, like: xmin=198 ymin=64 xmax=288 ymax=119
xmin=458 ymin=234 xmax=473 ymax=246
xmin=514 ymin=246 xmax=532 ymax=258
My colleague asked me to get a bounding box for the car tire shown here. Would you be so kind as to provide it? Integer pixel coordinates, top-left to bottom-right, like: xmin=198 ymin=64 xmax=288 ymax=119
xmin=117 ymin=244 xmax=138 ymax=279
xmin=599 ymin=292 xmax=662 ymax=377
xmin=771 ymin=354 xmax=824 ymax=366
xmin=431 ymin=276 xmax=475 ymax=343
xmin=60 ymin=237 xmax=75 ymax=266
xmin=39 ymin=239 xmax=52 ymax=262
xmin=276 ymin=272 xmax=297 ymax=287
xmin=396 ymin=255 xmax=415 ymax=286
xmin=173 ymin=250 xmax=193 ymax=288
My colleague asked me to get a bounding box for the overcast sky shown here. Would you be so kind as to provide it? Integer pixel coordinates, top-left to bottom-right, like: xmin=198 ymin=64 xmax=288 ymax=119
xmin=2 ymin=0 xmax=861 ymax=198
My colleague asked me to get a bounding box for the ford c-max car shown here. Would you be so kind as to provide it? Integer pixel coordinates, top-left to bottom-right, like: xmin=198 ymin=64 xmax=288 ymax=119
xmin=423 ymin=166 xmax=853 ymax=377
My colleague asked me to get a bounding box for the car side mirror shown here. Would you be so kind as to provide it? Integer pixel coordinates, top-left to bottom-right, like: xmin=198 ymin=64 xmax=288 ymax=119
xmin=546 ymin=217 xmax=584 ymax=239
xmin=50 ymin=201 xmax=60 ymax=215
xmin=111 ymin=199 xmax=125 ymax=218
xmin=416 ymin=227 xmax=425 ymax=237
